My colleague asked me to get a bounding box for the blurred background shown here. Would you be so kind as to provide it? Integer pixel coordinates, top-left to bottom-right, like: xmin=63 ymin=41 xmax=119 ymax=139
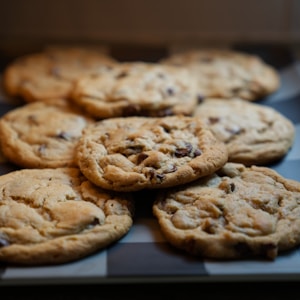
xmin=0 ymin=0 xmax=299 ymax=50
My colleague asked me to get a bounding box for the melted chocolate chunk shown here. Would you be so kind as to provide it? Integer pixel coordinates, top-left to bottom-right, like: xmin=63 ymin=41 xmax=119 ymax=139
xmin=175 ymin=142 xmax=193 ymax=157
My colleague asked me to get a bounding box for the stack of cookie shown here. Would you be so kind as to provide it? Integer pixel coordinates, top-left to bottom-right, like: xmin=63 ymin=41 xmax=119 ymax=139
xmin=0 ymin=45 xmax=299 ymax=265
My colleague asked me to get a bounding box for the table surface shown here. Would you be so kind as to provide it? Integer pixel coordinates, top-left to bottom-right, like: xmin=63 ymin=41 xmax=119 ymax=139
xmin=0 ymin=43 xmax=300 ymax=291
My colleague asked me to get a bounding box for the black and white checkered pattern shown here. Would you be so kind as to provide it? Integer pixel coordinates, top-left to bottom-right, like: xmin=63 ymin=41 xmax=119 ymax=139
xmin=0 ymin=45 xmax=300 ymax=285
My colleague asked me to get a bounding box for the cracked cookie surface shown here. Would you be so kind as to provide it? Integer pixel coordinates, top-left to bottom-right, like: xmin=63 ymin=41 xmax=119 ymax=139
xmin=0 ymin=167 xmax=134 ymax=265
xmin=76 ymin=115 xmax=228 ymax=192
xmin=3 ymin=46 xmax=116 ymax=102
xmin=161 ymin=48 xmax=280 ymax=101
xmin=153 ymin=162 xmax=300 ymax=260
xmin=0 ymin=100 xmax=94 ymax=168
xmin=194 ymin=98 xmax=295 ymax=166
xmin=70 ymin=61 xmax=198 ymax=118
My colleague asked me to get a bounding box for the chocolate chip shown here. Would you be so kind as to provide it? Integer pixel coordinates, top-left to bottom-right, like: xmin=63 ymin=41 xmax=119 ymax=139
xmin=116 ymin=71 xmax=128 ymax=79
xmin=156 ymin=173 xmax=165 ymax=181
xmin=193 ymin=148 xmax=202 ymax=157
xmin=197 ymin=94 xmax=205 ymax=104
xmin=166 ymin=87 xmax=175 ymax=96
xmin=229 ymin=183 xmax=235 ymax=192
xmin=219 ymin=181 xmax=235 ymax=193
xmin=175 ymin=142 xmax=193 ymax=157
xmin=208 ymin=117 xmax=220 ymax=125
xmin=148 ymin=169 xmax=165 ymax=182
xmin=166 ymin=164 xmax=177 ymax=173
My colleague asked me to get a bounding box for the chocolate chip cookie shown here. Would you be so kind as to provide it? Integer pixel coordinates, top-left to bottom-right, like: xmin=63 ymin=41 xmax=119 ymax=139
xmin=0 ymin=167 xmax=134 ymax=265
xmin=76 ymin=115 xmax=228 ymax=192
xmin=153 ymin=162 xmax=300 ymax=260
xmin=161 ymin=48 xmax=280 ymax=101
xmin=194 ymin=97 xmax=295 ymax=166
xmin=3 ymin=45 xmax=117 ymax=102
xmin=70 ymin=61 xmax=199 ymax=118
xmin=0 ymin=100 xmax=94 ymax=168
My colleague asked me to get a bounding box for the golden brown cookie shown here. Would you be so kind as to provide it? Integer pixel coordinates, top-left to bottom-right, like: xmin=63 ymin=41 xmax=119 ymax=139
xmin=0 ymin=167 xmax=134 ymax=265
xmin=193 ymin=98 xmax=295 ymax=166
xmin=153 ymin=162 xmax=300 ymax=260
xmin=3 ymin=45 xmax=117 ymax=102
xmin=161 ymin=48 xmax=280 ymax=101
xmin=0 ymin=100 xmax=94 ymax=168
xmin=76 ymin=115 xmax=228 ymax=192
xmin=70 ymin=61 xmax=199 ymax=118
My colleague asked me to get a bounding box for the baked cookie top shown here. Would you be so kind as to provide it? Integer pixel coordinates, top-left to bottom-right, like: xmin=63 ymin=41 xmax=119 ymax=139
xmin=153 ymin=162 xmax=300 ymax=260
xmin=70 ymin=61 xmax=199 ymax=118
xmin=0 ymin=100 xmax=94 ymax=168
xmin=194 ymin=98 xmax=295 ymax=166
xmin=76 ymin=115 xmax=228 ymax=192
xmin=0 ymin=167 xmax=134 ymax=265
xmin=160 ymin=48 xmax=280 ymax=101
xmin=3 ymin=46 xmax=117 ymax=102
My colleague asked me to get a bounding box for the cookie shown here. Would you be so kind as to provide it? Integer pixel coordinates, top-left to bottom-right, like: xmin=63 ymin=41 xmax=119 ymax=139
xmin=75 ymin=115 xmax=228 ymax=192
xmin=153 ymin=162 xmax=300 ymax=260
xmin=3 ymin=45 xmax=117 ymax=102
xmin=160 ymin=48 xmax=280 ymax=101
xmin=0 ymin=167 xmax=134 ymax=265
xmin=193 ymin=98 xmax=295 ymax=166
xmin=70 ymin=61 xmax=199 ymax=118
xmin=0 ymin=100 xmax=94 ymax=168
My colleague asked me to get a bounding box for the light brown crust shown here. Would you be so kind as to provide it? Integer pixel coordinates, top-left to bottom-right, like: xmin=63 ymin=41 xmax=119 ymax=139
xmin=153 ymin=162 xmax=300 ymax=260
xmin=161 ymin=48 xmax=280 ymax=101
xmin=0 ymin=101 xmax=94 ymax=168
xmin=0 ymin=167 xmax=134 ymax=265
xmin=76 ymin=115 xmax=228 ymax=192
xmin=194 ymin=98 xmax=295 ymax=166
xmin=70 ymin=61 xmax=198 ymax=118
